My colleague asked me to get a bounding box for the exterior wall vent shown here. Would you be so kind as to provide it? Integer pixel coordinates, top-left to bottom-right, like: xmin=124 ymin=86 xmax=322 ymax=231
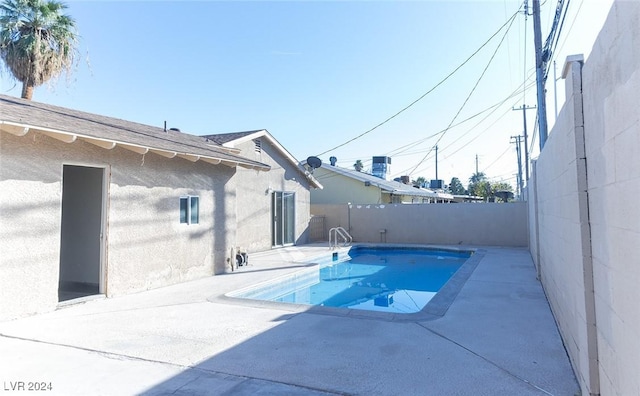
xmin=254 ymin=139 xmax=262 ymax=154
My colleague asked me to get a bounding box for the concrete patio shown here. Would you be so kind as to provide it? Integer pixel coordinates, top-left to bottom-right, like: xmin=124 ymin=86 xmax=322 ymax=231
xmin=0 ymin=245 xmax=578 ymax=395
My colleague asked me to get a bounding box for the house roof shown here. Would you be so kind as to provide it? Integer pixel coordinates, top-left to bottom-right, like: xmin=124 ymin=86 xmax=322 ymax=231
xmin=0 ymin=95 xmax=270 ymax=171
xmin=317 ymin=164 xmax=453 ymax=200
xmin=202 ymin=129 xmax=323 ymax=190
xmin=203 ymin=130 xmax=263 ymax=145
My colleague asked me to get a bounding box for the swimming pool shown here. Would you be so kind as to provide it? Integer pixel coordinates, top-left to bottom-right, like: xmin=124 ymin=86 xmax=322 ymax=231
xmin=226 ymin=246 xmax=476 ymax=316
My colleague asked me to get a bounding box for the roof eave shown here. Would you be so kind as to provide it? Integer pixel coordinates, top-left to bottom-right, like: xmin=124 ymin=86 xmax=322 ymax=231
xmin=0 ymin=121 xmax=271 ymax=171
xmin=221 ymin=129 xmax=323 ymax=189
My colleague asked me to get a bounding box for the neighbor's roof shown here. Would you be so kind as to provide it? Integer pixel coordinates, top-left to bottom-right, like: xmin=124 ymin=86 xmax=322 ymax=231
xmin=202 ymin=129 xmax=323 ymax=190
xmin=0 ymin=95 xmax=270 ymax=171
xmin=203 ymin=130 xmax=264 ymax=146
xmin=317 ymin=164 xmax=453 ymax=199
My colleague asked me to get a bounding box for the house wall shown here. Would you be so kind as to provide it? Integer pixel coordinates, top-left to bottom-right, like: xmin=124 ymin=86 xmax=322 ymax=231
xmin=233 ymin=138 xmax=312 ymax=252
xmin=311 ymin=168 xmax=382 ymax=204
xmin=0 ymin=131 xmax=235 ymax=320
xmin=0 ymin=132 xmax=64 ymax=319
xmin=106 ymin=142 xmax=236 ymax=294
xmin=312 ymin=202 xmax=527 ymax=246
xmin=528 ymin=2 xmax=640 ymax=394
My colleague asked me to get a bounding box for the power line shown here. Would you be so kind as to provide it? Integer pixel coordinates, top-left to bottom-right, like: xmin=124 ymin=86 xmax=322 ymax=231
xmin=395 ymin=78 xmax=536 ymax=177
xmin=334 ymin=69 xmax=537 ymax=176
xmin=383 ymin=93 xmax=519 ymax=159
xmin=543 ymin=0 xmax=571 ymax=80
xmin=482 ymin=145 xmax=512 ymax=173
xmin=553 ymin=0 xmax=584 ymax=57
xmin=315 ymin=8 xmax=523 ymax=158
xmin=406 ymin=11 xmax=520 ymax=176
xmin=523 ymin=0 xmax=529 ymax=106
xmin=331 ymin=66 xmax=538 ymax=179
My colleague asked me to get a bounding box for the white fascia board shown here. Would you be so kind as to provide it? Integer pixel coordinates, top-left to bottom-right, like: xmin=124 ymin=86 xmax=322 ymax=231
xmin=0 ymin=120 xmax=269 ymax=170
xmin=226 ymin=129 xmax=321 ymax=188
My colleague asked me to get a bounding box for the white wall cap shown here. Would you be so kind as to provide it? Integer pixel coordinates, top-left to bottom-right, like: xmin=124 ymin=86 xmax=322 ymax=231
xmin=562 ymin=54 xmax=585 ymax=79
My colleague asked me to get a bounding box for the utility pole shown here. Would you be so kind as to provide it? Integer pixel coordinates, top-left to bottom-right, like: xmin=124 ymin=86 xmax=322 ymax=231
xmin=533 ymin=0 xmax=549 ymax=150
xmin=511 ymin=135 xmax=524 ymax=199
xmin=553 ymin=60 xmax=558 ymax=119
xmin=512 ymin=104 xmax=535 ymax=182
xmin=435 ymin=145 xmax=439 ymax=182
xmin=475 ymin=154 xmax=479 ymax=175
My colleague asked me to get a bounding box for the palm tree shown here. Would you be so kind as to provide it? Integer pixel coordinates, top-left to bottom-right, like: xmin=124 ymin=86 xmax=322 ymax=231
xmin=468 ymin=172 xmax=486 ymax=185
xmin=0 ymin=0 xmax=78 ymax=100
xmin=413 ymin=176 xmax=427 ymax=188
xmin=467 ymin=172 xmax=487 ymax=197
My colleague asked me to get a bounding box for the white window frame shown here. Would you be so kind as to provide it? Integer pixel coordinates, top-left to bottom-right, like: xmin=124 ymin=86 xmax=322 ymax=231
xmin=180 ymin=195 xmax=199 ymax=225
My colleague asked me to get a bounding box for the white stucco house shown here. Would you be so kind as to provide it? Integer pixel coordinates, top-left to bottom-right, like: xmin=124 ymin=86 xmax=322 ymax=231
xmin=202 ymin=129 xmax=322 ymax=252
xmin=0 ymin=95 xmax=320 ymax=320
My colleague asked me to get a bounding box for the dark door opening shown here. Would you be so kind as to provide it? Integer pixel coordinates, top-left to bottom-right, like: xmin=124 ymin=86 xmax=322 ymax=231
xmin=59 ymin=165 xmax=104 ymax=302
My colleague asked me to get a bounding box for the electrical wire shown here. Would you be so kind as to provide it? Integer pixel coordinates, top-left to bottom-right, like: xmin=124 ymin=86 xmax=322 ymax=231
xmin=314 ymin=8 xmax=523 ymax=158
xmin=325 ymin=72 xmax=536 ymax=174
xmin=542 ymin=0 xmax=571 ymax=80
xmin=553 ymin=0 xmax=584 ymax=57
xmin=440 ymin=75 xmax=536 ymax=154
xmin=383 ymin=78 xmax=533 ymax=160
xmin=406 ymin=11 xmax=520 ymax=176
xmin=523 ymin=0 xmax=529 ymax=106
xmin=393 ymin=76 xmax=536 ymax=177
xmin=482 ymin=145 xmax=512 ymax=173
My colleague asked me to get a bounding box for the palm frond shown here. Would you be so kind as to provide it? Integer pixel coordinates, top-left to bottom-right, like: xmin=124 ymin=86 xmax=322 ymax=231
xmin=0 ymin=0 xmax=78 ymax=98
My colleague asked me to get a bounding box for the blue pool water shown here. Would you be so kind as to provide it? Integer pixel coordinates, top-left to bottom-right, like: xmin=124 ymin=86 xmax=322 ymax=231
xmin=230 ymin=247 xmax=472 ymax=314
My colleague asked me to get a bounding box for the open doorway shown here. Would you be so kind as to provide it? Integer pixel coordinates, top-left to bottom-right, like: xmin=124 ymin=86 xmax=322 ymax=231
xmin=59 ymin=165 xmax=105 ymax=302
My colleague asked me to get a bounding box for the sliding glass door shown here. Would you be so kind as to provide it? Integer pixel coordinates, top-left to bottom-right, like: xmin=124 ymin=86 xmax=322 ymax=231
xmin=272 ymin=191 xmax=295 ymax=247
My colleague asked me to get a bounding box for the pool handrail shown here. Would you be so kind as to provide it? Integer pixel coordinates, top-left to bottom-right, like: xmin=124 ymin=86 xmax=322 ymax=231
xmin=329 ymin=227 xmax=352 ymax=249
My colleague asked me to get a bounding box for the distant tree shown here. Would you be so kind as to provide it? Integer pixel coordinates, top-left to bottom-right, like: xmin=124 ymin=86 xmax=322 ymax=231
xmin=468 ymin=172 xmax=486 ymax=185
xmin=492 ymin=182 xmax=513 ymax=193
xmin=0 ymin=0 xmax=79 ymax=100
xmin=467 ymin=172 xmax=487 ymax=197
xmin=353 ymin=159 xmax=364 ymax=172
xmin=474 ymin=180 xmax=493 ymax=201
xmin=492 ymin=182 xmax=514 ymax=202
xmin=413 ymin=176 xmax=427 ymax=188
xmin=449 ymin=177 xmax=466 ymax=195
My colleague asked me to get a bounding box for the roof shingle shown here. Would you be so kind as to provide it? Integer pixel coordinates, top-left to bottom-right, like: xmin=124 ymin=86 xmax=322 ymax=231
xmin=0 ymin=95 xmax=270 ymax=170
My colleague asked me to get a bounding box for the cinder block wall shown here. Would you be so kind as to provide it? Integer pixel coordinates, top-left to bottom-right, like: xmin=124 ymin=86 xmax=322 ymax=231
xmin=582 ymin=2 xmax=640 ymax=394
xmin=312 ymin=202 xmax=528 ymax=247
xmin=529 ymin=2 xmax=640 ymax=394
xmin=529 ymin=59 xmax=597 ymax=395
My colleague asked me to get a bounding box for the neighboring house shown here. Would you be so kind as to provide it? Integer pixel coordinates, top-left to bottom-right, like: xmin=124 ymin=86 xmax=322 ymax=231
xmin=451 ymin=195 xmax=486 ymax=203
xmin=310 ymin=162 xmax=453 ymax=205
xmin=0 ymin=95 xmax=317 ymax=320
xmin=202 ymin=130 xmax=322 ymax=252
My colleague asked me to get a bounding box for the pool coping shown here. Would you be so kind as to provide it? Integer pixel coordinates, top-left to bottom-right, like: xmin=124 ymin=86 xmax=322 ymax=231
xmin=209 ymin=244 xmax=485 ymax=322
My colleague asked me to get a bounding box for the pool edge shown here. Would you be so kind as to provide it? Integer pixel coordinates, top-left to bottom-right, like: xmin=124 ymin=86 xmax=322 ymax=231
xmin=210 ymin=245 xmax=485 ymax=323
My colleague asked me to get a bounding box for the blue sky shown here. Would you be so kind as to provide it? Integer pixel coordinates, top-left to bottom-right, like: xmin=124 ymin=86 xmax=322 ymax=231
xmin=0 ymin=0 xmax=613 ymax=189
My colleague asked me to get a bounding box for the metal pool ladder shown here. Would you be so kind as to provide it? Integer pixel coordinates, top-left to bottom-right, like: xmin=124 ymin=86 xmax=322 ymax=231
xmin=329 ymin=227 xmax=352 ymax=249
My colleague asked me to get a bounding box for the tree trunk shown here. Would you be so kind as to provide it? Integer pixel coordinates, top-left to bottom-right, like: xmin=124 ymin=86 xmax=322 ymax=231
xmin=21 ymin=83 xmax=34 ymax=100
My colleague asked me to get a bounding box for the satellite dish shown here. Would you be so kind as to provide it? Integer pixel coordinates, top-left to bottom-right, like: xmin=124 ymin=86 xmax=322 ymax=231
xmin=306 ymin=156 xmax=322 ymax=169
